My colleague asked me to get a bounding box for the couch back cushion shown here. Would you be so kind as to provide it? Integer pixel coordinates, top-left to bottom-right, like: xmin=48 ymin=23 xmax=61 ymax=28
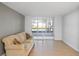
xmin=26 ymin=33 xmax=32 ymax=39
xmin=2 ymin=35 xmax=16 ymax=46
xmin=16 ymin=32 xmax=26 ymax=43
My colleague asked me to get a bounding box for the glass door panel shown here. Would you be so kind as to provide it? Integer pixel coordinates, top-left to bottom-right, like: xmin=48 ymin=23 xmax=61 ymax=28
xmin=32 ymin=19 xmax=47 ymax=32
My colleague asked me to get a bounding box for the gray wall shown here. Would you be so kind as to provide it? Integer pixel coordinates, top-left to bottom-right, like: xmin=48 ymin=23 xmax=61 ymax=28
xmin=62 ymin=10 xmax=79 ymax=52
xmin=0 ymin=3 xmax=25 ymax=55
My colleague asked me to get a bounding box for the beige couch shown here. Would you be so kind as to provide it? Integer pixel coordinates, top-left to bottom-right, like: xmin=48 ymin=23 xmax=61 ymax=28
xmin=2 ymin=32 xmax=34 ymax=56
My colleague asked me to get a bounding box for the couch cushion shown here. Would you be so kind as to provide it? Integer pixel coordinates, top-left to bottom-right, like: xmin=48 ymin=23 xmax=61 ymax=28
xmin=13 ymin=38 xmax=21 ymax=45
xmin=13 ymin=35 xmax=23 ymax=43
xmin=7 ymin=35 xmax=22 ymax=44
xmin=2 ymin=35 xmax=16 ymax=46
xmin=16 ymin=32 xmax=26 ymax=43
xmin=26 ymin=33 xmax=32 ymax=39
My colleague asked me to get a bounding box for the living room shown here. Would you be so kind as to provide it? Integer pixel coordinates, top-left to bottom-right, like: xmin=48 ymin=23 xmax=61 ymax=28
xmin=0 ymin=2 xmax=79 ymax=57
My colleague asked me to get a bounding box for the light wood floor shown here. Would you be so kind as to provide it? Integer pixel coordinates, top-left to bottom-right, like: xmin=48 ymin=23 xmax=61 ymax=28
xmin=29 ymin=40 xmax=79 ymax=56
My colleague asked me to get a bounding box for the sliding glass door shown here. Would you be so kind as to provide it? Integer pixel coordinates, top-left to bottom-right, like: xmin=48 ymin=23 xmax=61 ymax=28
xmin=32 ymin=17 xmax=54 ymax=39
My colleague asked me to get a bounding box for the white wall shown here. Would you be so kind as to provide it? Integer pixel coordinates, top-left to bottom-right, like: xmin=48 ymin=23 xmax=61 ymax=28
xmin=63 ymin=10 xmax=79 ymax=52
xmin=0 ymin=3 xmax=25 ymax=55
xmin=25 ymin=16 xmax=32 ymax=35
xmin=54 ymin=16 xmax=62 ymax=40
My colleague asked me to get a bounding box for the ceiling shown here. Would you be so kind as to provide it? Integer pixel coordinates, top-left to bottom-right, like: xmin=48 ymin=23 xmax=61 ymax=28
xmin=2 ymin=2 xmax=79 ymax=16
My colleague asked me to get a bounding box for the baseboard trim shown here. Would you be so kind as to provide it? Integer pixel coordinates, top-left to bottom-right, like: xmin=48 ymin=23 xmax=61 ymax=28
xmin=62 ymin=40 xmax=79 ymax=52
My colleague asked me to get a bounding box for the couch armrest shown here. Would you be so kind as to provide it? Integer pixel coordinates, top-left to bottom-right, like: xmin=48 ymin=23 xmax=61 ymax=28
xmin=5 ymin=44 xmax=25 ymax=50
